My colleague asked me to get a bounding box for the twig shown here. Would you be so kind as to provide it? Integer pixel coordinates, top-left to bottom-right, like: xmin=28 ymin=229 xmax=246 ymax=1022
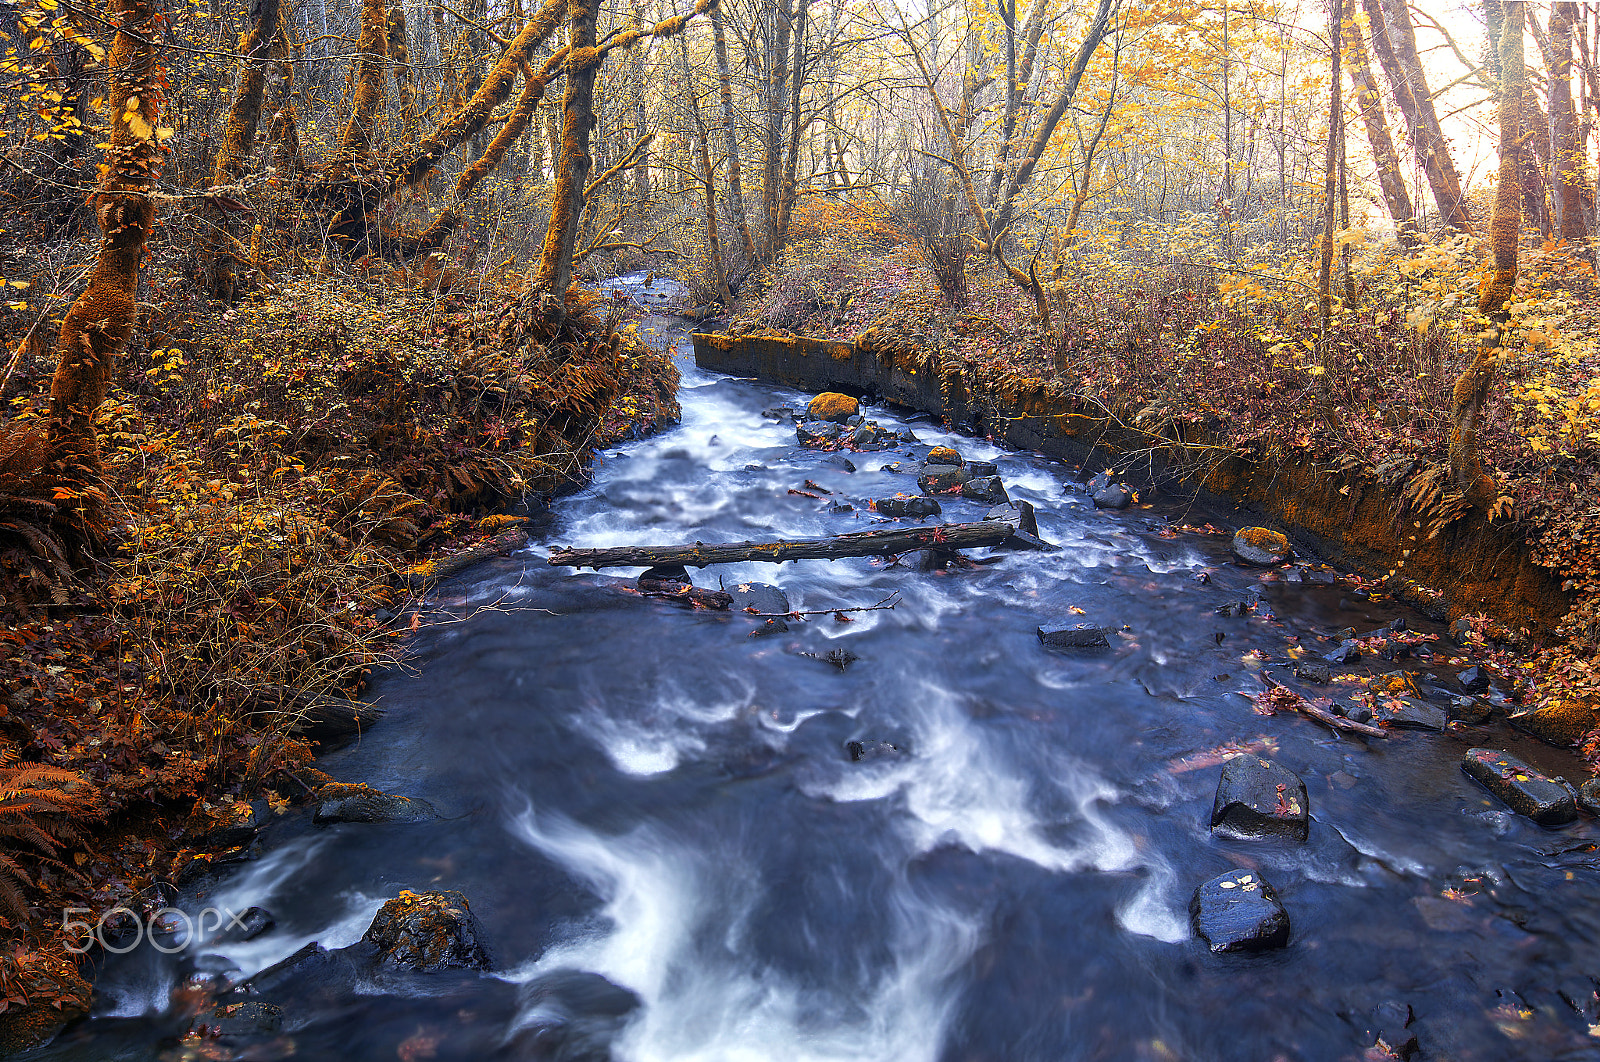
xmin=1259 ymin=670 xmax=1388 ymax=738
xmin=746 ymin=591 xmax=901 ymax=618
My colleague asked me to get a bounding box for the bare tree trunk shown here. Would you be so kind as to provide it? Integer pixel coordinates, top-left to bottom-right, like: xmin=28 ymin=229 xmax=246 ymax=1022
xmin=773 ymin=0 xmax=808 ymax=248
xmin=710 ymin=1 xmax=758 ymax=265
xmin=677 ymin=35 xmax=729 ymax=300
xmin=46 ymin=0 xmax=162 ymax=512
xmin=1451 ymin=0 xmax=1521 ymax=508
xmin=760 ymin=0 xmax=794 ymax=257
xmin=1318 ymin=0 xmax=1341 ymax=333
xmin=1346 ymin=13 xmax=1414 ymax=241
xmin=267 ymin=28 xmax=302 ymax=172
xmin=207 ymin=0 xmax=282 ymax=300
xmin=1362 ymin=0 xmax=1471 ymax=232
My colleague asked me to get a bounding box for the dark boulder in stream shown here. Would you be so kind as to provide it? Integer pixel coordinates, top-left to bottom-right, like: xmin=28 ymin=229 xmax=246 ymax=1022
xmin=729 ymin=582 xmax=790 ymax=616
xmin=918 ymin=464 xmax=969 ymax=494
xmin=1092 ymin=484 xmax=1133 ymax=510
xmin=961 ymin=476 xmax=1009 ymax=504
xmin=1190 ymin=870 xmax=1291 ymax=953
xmin=847 ymin=740 xmax=905 ymax=762
xmin=363 ymin=889 xmax=491 ymax=971
xmin=796 ymin=420 xmax=843 ymax=448
xmin=1461 ymin=749 xmax=1578 ymax=826
xmin=313 ymin=783 xmax=438 ymax=826
xmin=1210 ymin=756 xmax=1309 ymax=842
xmin=875 ymin=496 xmax=941 ymax=518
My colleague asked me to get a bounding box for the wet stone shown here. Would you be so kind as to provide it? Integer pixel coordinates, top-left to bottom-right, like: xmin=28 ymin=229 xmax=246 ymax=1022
xmin=1458 ymin=665 xmax=1491 ymax=693
xmin=961 ymin=476 xmax=1009 ymax=504
xmin=1086 ymin=471 xmax=1118 ymax=493
xmin=1462 ymin=748 xmax=1578 ymax=826
xmin=806 ymin=392 xmax=859 ymax=424
xmin=1371 ymin=699 xmax=1447 ymax=732
xmin=638 ymin=565 xmax=692 ymax=594
xmin=1190 ymin=870 xmax=1290 ymax=953
xmin=313 ymin=783 xmax=438 ymax=826
xmin=927 ymin=446 xmax=963 ymax=467
xmin=1448 ymin=695 xmax=1492 ymax=724
xmin=1210 ymin=756 xmax=1309 ymax=842
xmin=846 ymin=740 xmax=905 ymax=762
xmin=796 ymin=420 xmax=842 ymax=448
xmin=1365 ymin=1001 xmax=1420 ymax=1060
xmin=363 ymin=889 xmax=490 ymax=971
xmin=1038 ymin=625 xmax=1112 ymax=649
xmin=824 ymin=454 xmax=857 ymax=472
xmin=1293 ymin=662 xmax=1332 ymax=684
xmin=1092 ymin=484 xmax=1133 ymax=510
xmin=750 ymin=618 xmax=789 ymax=637
xmin=986 ymin=501 xmax=1039 ymax=537
xmin=730 ymin=582 xmax=789 ymax=616
xmin=1324 ymin=640 xmax=1361 ymax=664
xmin=215 ymin=906 xmax=275 ymax=944
xmin=1580 ymin=779 xmax=1600 ymax=817
xmin=760 ymin=406 xmax=796 ymax=422
xmin=208 ymin=1001 xmax=283 ymax=1038
xmin=1231 ymin=526 xmax=1290 ymax=566
xmin=918 ymin=464 xmax=970 ymax=494
xmin=967 ymin=461 xmax=998 ymax=477
xmin=878 ymin=461 xmax=906 ymax=474
xmin=875 ymin=496 xmax=941 ymax=518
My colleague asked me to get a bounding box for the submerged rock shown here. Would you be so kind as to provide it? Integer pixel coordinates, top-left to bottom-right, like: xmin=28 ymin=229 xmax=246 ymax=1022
xmin=750 ymin=618 xmax=789 ymax=637
xmin=1092 ymin=484 xmax=1133 ymax=510
xmin=313 ymin=783 xmax=438 ymax=826
xmin=363 ymin=889 xmax=490 ymax=971
xmin=760 ymin=406 xmax=796 ymax=422
xmin=1461 ymin=748 xmax=1578 ymax=826
xmin=807 ymin=392 xmax=859 ymax=424
xmin=967 ymin=460 xmax=998 ymax=477
xmin=1293 ymin=662 xmax=1332 ymax=684
xmin=215 ymin=906 xmax=275 ymax=944
xmin=1231 ymin=526 xmax=1290 ymax=566
xmin=824 ymin=454 xmax=857 ymax=472
xmin=846 ymin=740 xmax=905 ymax=762
xmin=1190 ymin=870 xmax=1290 ymax=953
xmin=730 ymin=582 xmax=790 ymax=616
xmin=1038 ymin=625 xmax=1112 ymax=649
xmin=1371 ymin=698 xmax=1446 ymax=731
xmin=1363 ymin=1001 xmax=1420 ymax=1060
xmin=1458 ymin=665 xmax=1491 ymax=693
xmin=1324 ymin=640 xmax=1362 ymax=664
xmin=1210 ymin=756 xmax=1309 ymax=842
xmin=875 ymin=496 xmax=941 ymax=518
xmin=1447 ymin=695 xmax=1492 ymax=724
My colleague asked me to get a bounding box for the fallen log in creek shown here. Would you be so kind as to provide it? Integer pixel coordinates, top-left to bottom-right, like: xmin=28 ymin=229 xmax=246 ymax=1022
xmin=547 ymin=520 xmax=1015 ymax=570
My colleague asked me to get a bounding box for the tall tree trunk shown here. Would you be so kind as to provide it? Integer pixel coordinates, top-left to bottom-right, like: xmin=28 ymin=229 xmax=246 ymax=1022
xmin=267 ymin=28 xmax=302 ymax=172
xmin=340 ymin=0 xmax=390 ymax=160
xmin=1548 ymin=2 xmax=1589 ymax=245
xmin=533 ymin=0 xmax=599 ymax=310
xmin=1451 ymin=0 xmax=1521 ymax=508
xmin=677 ymin=35 xmax=729 ymax=300
xmin=388 ymin=0 xmax=418 ymax=143
xmin=710 ymin=1 xmax=758 ymax=264
xmin=760 ymin=0 xmax=794 ymax=257
xmin=1346 ymin=12 xmax=1414 ymax=241
xmin=46 ymin=0 xmax=162 ymax=511
xmin=1362 ymin=0 xmax=1471 ymax=232
xmin=1319 ymin=0 xmax=1341 ymax=333
xmin=773 ymin=0 xmax=808 ymax=248
xmin=207 ymin=0 xmax=282 ymax=300
xmin=629 ymin=0 xmax=652 ymax=198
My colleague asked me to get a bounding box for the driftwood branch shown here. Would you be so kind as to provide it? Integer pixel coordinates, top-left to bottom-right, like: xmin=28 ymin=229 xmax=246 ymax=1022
xmin=404 ymin=528 xmax=530 ymax=588
xmin=746 ymin=590 xmax=901 ymax=618
xmin=1259 ymin=670 xmax=1389 ymax=738
xmin=549 ymin=520 xmax=1016 ymax=570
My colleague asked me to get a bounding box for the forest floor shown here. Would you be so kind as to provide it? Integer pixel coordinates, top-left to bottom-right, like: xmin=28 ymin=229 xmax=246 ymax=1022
xmin=0 ymin=266 xmax=677 ymax=1042
xmin=721 ymin=203 xmax=1600 ymax=770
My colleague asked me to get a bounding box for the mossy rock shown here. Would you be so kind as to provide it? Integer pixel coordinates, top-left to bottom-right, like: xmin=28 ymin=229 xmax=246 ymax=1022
xmin=363 ymin=889 xmax=489 ymax=971
xmin=1510 ymin=698 xmax=1600 ymax=747
xmin=806 ymin=392 xmax=859 ymax=424
xmin=0 ymin=949 xmax=90 ymax=1054
xmin=1231 ymin=526 xmax=1290 ymax=566
xmin=927 ymin=446 xmax=963 ymax=468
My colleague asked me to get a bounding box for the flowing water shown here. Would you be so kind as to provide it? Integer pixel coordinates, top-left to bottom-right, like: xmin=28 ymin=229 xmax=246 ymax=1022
xmin=42 ymin=276 xmax=1600 ymax=1061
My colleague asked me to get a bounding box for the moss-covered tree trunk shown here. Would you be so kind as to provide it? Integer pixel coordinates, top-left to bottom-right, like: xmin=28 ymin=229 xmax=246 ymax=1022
xmin=206 ymin=0 xmax=282 ymax=301
xmin=45 ymin=0 xmax=162 ymax=515
xmin=1450 ymin=0 xmax=1521 ymax=508
xmin=676 ymin=35 xmax=729 ymax=301
xmin=533 ymin=0 xmax=599 ymax=312
xmin=1547 ymin=2 xmax=1589 ymax=245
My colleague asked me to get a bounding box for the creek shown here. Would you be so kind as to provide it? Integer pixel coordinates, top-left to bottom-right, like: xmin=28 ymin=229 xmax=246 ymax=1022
xmin=40 ymin=275 xmax=1600 ymax=1061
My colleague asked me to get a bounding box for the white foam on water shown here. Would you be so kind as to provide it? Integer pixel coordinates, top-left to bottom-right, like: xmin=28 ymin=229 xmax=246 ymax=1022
xmin=580 ymin=677 xmax=754 ymax=776
xmin=503 ymin=807 xmax=978 ymax=1062
xmin=1114 ymin=860 xmax=1192 ymax=943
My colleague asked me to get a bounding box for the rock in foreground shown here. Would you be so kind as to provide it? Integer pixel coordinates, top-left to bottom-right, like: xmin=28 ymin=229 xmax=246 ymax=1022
xmin=1210 ymin=756 xmax=1309 ymax=842
xmin=363 ymin=889 xmax=490 ymax=971
xmin=314 ymin=783 xmax=438 ymax=826
xmin=1190 ymin=870 xmax=1290 ymax=953
xmin=1461 ymin=749 xmax=1577 ymax=826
